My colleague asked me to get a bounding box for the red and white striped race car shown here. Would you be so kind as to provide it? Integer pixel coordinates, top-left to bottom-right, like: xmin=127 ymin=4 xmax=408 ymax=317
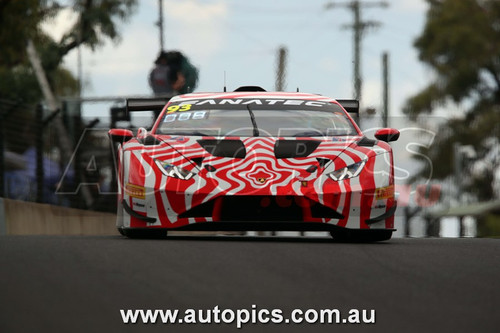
xmin=109 ymin=86 xmax=400 ymax=241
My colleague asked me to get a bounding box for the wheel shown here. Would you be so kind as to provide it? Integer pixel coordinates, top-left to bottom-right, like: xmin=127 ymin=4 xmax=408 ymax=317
xmin=330 ymin=229 xmax=392 ymax=242
xmin=118 ymin=228 xmax=168 ymax=239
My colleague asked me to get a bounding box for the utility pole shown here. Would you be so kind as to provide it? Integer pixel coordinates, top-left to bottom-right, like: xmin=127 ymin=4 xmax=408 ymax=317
xmin=275 ymin=46 xmax=288 ymax=91
xmin=157 ymin=0 xmax=165 ymax=51
xmin=325 ymin=1 xmax=388 ymax=102
xmin=382 ymin=51 xmax=389 ymax=127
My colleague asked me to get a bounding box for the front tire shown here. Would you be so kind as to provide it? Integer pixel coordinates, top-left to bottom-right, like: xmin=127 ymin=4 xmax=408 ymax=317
xmin=330 ymin=229 xmax=392 ymax=242
xmin=118 ymin=228 xmax=168 ymax=239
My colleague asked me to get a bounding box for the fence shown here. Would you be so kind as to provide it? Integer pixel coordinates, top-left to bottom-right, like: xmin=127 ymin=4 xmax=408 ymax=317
xmin=0 ymin=96 xmax=160 ymax=213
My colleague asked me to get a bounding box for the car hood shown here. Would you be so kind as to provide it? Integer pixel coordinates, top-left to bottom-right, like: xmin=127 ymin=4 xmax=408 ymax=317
xmin=137 ymin=135 xmax=389 ymax=172
xmin=122 ymin=134 xmax=392 ymax=198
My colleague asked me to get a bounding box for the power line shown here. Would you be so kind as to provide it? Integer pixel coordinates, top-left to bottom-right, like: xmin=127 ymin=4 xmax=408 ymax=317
xmin=325 ymin=1 xmax=388 ymax=102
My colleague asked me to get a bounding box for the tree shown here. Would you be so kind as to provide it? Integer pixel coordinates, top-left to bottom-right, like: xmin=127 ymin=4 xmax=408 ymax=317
xmin=0 ymin=0 xmax=138 ymax=103
xmin=404 ymin=0 xmax=500 ymax=117
xmin=404 ymin=0 xmax=500 ymax=201
xmin=0 ymin=0 xmax=138 ymax=206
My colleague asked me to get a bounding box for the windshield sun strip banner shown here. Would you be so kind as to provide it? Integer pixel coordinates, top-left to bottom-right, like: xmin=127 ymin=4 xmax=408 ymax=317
xmin=164 ymin=99 xmax=344 ymax=113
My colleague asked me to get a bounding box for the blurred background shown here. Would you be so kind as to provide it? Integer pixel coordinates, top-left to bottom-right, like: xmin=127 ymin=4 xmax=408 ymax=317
xmin=0 ymin=0 xmax=499 ymax=237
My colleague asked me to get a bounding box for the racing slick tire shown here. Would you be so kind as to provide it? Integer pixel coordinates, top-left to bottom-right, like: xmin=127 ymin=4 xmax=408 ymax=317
xmin=118 ymin=228 xmax=168 ymax=239
xmin=330 ymin=229 xmax=392 ymax=243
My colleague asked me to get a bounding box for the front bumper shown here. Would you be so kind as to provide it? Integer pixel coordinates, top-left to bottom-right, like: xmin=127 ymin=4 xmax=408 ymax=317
xmin=120 ymin=189 xmax=397 ymax=231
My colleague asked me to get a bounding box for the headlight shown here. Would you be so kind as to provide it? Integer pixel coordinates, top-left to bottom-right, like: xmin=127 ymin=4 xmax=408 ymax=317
xmin=154 ymin=160 xmax=196 ymax=180
xmin=327 ymin=160 xmax=366 ymax=181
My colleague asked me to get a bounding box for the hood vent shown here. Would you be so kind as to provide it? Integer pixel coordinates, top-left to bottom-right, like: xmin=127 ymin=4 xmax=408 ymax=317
xmin=190 ymin=157 xmax=204 ymax=167
xmin=316 ymin=158 xmax=330 ymax=168
xmin=274 ymin=140 xmax=321 ymax=159
xmin=197 ymin=139 xmax=246 ymax=158
xmin=357 ymin=136 xmax=377 ymax=147
xmin=139 ymin=135 xmax=162 ymax=146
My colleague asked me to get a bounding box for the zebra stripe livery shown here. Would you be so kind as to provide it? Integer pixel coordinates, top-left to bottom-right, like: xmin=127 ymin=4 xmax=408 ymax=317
xmin=112 ymin=91 xmax=398 ymax=241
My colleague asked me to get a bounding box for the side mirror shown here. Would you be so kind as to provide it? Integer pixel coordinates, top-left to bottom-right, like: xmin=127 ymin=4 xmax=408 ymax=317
xmin=375 ymin=128 xmax=400 ymax=142
xmin=108 ymin=128 xmax=134 ymax=144
xmin=137 ymin=127 xmax=148 ymax=139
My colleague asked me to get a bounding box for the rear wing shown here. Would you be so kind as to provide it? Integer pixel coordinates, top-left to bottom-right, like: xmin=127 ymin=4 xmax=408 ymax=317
xmin=336 ymin=99 xmax=359 ymax=115
xmin=125 ymin=97 xmax=171 ymax=113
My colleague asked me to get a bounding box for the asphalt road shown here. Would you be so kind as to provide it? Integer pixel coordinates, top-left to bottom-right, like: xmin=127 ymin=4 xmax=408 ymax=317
xmin=0 ymin=235 xmax=499 ymax=333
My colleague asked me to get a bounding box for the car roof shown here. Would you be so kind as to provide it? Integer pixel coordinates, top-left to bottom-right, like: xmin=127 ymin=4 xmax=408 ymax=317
xmin=170 ymin=91 xmax=338 ymax=104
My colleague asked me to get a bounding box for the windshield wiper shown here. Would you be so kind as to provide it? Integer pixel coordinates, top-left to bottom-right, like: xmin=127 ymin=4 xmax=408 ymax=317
xmin=246 ymin=104 xmax=260 ymax=137
xmin=292 ymin=130 xmax=325 ymax=137
xmin=164 ymin=131 xmax=212 ymax=136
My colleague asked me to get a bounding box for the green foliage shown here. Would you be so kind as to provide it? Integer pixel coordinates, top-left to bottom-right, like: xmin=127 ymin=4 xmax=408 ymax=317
xmin=477 ymin=214 xmax=500 ymax=238
xmin=0 ymin=0 xmax=138 ymax=105
xmin=179 ymin=54 xmax=199 ymax=94
xmin=59 ymin=0 xmax=137 ymax=57
xmin=161 ymin=50 xmax=199 ymax=94
xmin=0 ymin=0 xmax=138 ymax=159
xmin=405 ymin=0 xmax=500 ymax=200
xmin=416 ymin=104 xmax=500 ymax=200
xmin=0 ymin=0 xmax=44 ymax=67
xmin=404 ymin=0 xmax=500 ymax=118
xmin=403 ymin=83 xmax=446 ymax=117
xmin=0 ymin=66 xmax=42 ymax=103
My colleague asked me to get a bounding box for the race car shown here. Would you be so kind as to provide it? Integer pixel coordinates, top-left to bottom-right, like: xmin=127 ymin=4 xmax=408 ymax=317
xmin=108 ymin=86 xmax=400 ymax=241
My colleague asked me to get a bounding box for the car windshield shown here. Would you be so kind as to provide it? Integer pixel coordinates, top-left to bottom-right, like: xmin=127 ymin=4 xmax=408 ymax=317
xmin=155 ymin=99 xmax=358 ymax=137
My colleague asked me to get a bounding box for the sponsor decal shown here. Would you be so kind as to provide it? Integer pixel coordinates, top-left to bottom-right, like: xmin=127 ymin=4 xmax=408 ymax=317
xmin=125 ymin=183 xmax=146 ymax=199
xmin=166 ymin=104 xmax=192 ymax=114
xmin=375 ymin=185 xmax=394 ymax=200
xmin=373 ymin=204 xmax=387 ymax=209
xmin=132 ymin=198 xmax=147 ymax=213
xmin=168 ymin=99 xmax=330 ymax=110
xmin=247 ymin=168 xmax=275 ymax=186
xmin=163 ymin=111 xmax=208 ymax=122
